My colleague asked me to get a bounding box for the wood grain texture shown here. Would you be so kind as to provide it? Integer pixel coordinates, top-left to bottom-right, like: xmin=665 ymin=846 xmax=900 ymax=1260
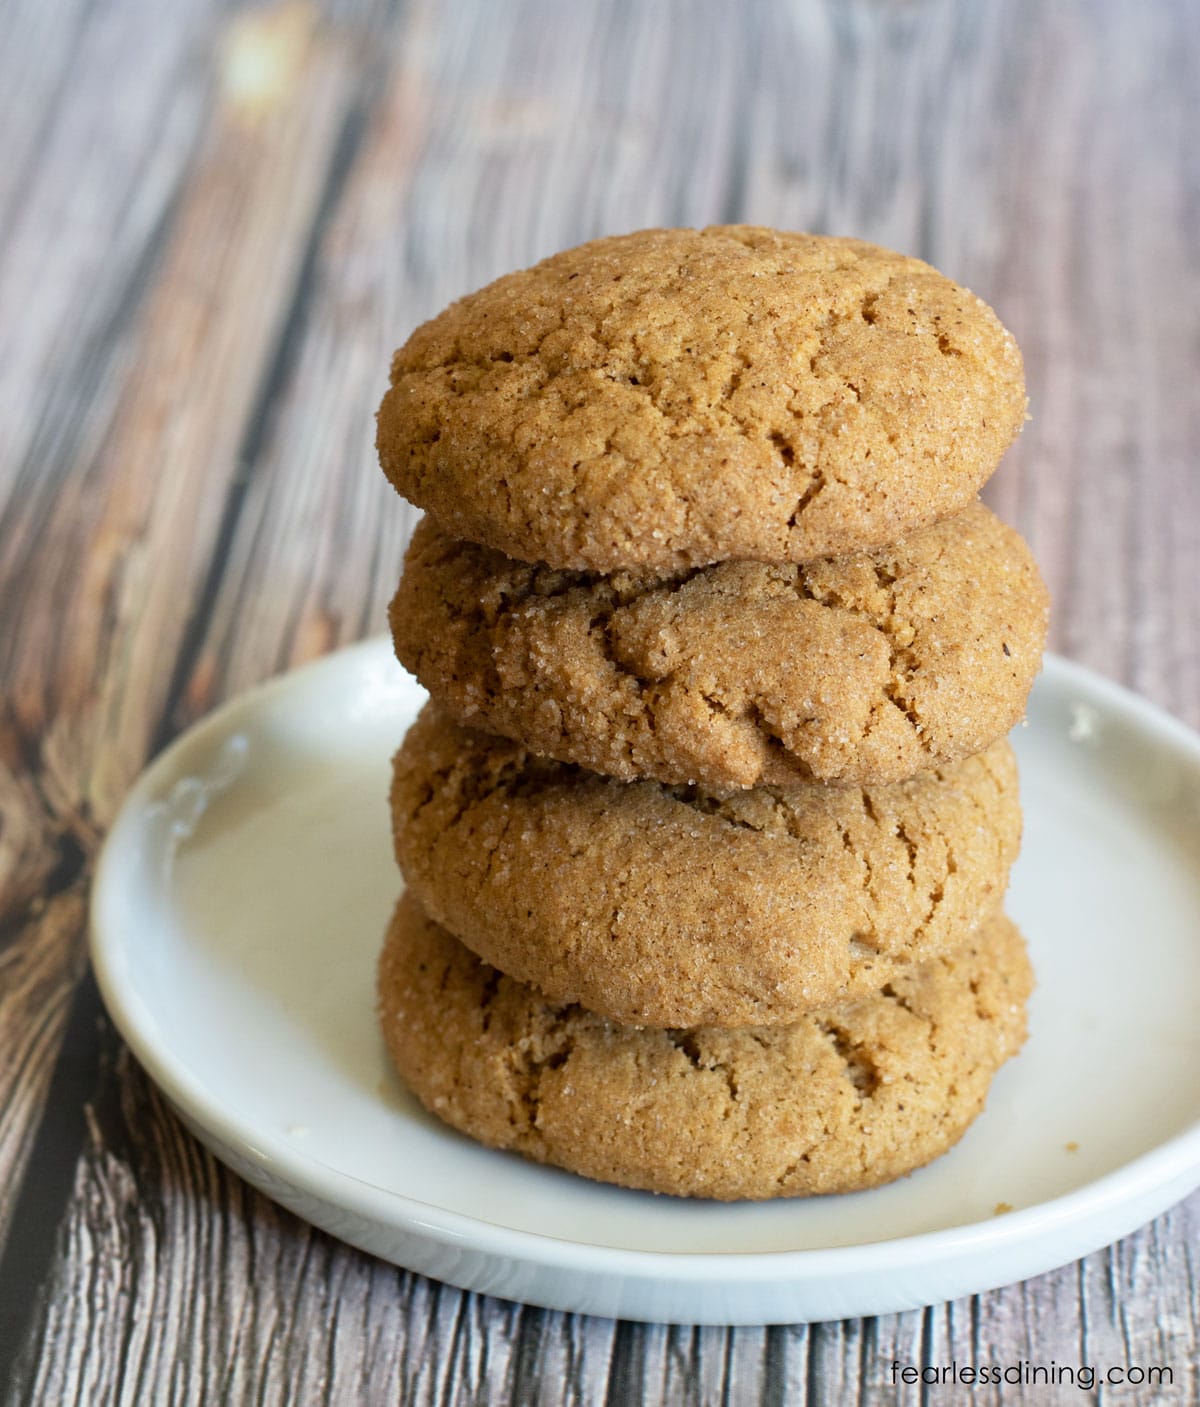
xmin=1 ymin=0 xmax=1197 ymax=1402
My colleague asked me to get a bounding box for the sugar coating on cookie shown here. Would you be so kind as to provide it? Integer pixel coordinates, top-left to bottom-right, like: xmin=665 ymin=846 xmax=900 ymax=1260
xmin=378 ymin=897 xmax=1032 ymax=1200
xmin=390 ymin=706 xmax=1021 ymax=1027
xmin=391 ymin=503 xmax=1048 ymax=789
xmin=377 ymin=227 xmax=1027 ymax=571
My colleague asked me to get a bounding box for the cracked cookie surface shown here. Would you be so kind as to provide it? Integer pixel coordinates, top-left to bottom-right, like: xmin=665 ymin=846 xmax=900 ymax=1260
xmin=378 ymin=896 xmax=1031 ymax=1200
xmin=376 ymin=226 xmax=1026 ymax=571
xmin=392 ymin=503 xmax=1048 ymax=789
xmin=390 ymin=706 xmax=1021 ymax=1027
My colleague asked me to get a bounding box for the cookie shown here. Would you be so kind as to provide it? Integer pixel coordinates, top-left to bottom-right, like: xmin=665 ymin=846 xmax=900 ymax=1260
xmin=378 ymin=897 xmax=1031 ymax=1200
xmin=390 ymin=706 xmax=1021 ymax=1027
xmin=391 ymin=503 xmax=1048 ymax=789
xmin=376 ymin=227 xmax=1026 ymax=572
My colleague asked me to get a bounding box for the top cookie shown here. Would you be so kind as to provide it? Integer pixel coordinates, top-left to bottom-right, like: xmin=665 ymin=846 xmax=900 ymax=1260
xmin=377 ymin=227 xmax=1026 ymax=571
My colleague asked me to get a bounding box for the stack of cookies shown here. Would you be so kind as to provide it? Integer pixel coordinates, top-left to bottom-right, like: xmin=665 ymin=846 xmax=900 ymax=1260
xmin=374 ymin=228 xmax=1049 ymax=1200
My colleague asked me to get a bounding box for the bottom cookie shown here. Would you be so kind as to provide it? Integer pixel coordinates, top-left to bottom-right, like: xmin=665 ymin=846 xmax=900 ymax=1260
xmin=378 ymin=898 xmax=1032 ymax=1201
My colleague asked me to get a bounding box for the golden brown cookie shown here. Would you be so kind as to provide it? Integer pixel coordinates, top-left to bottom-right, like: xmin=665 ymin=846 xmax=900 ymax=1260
xmin=377 ymin=227 xmax=1026 ymax=571
xmin=378 ymin=897 xmax=1032 ymax=1200
xmin=391 ymin=503 xmax=1048 ymax=789
xmin=390 ymin=706 xmax=1021 ymax=1027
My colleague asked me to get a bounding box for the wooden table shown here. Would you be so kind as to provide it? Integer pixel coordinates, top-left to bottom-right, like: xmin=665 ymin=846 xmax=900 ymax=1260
xmin=2 ymin=0 xmax=1197 ymax=1400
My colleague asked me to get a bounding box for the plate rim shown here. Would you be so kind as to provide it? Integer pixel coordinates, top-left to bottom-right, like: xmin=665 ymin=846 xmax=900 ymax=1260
xmin=89 ymin=645 xmax=1200 ymax=1288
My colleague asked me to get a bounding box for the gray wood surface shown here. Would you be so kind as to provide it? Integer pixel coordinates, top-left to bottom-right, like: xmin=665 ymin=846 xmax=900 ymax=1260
xmin=1 ymin=0 xmax=1197 ymax=1401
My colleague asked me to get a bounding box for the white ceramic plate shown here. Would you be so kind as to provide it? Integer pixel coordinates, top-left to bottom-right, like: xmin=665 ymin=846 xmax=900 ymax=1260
xmin=90 ymin=642 xmax=1200 ymax=1325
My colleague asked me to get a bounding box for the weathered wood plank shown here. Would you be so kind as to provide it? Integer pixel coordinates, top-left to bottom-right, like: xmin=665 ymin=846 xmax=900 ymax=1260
xmin=0 ymin=0 xmax=214 ymax=1280
xmin=0 ymin=889 xmax=87 ymax=1242
xmin=0 ymin=0 xmax=115 ymax=236
xmin=0 ymin=0 xmax=391 ymax=1372
xmin=0 ymin=0 xmax=214 ymax=512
